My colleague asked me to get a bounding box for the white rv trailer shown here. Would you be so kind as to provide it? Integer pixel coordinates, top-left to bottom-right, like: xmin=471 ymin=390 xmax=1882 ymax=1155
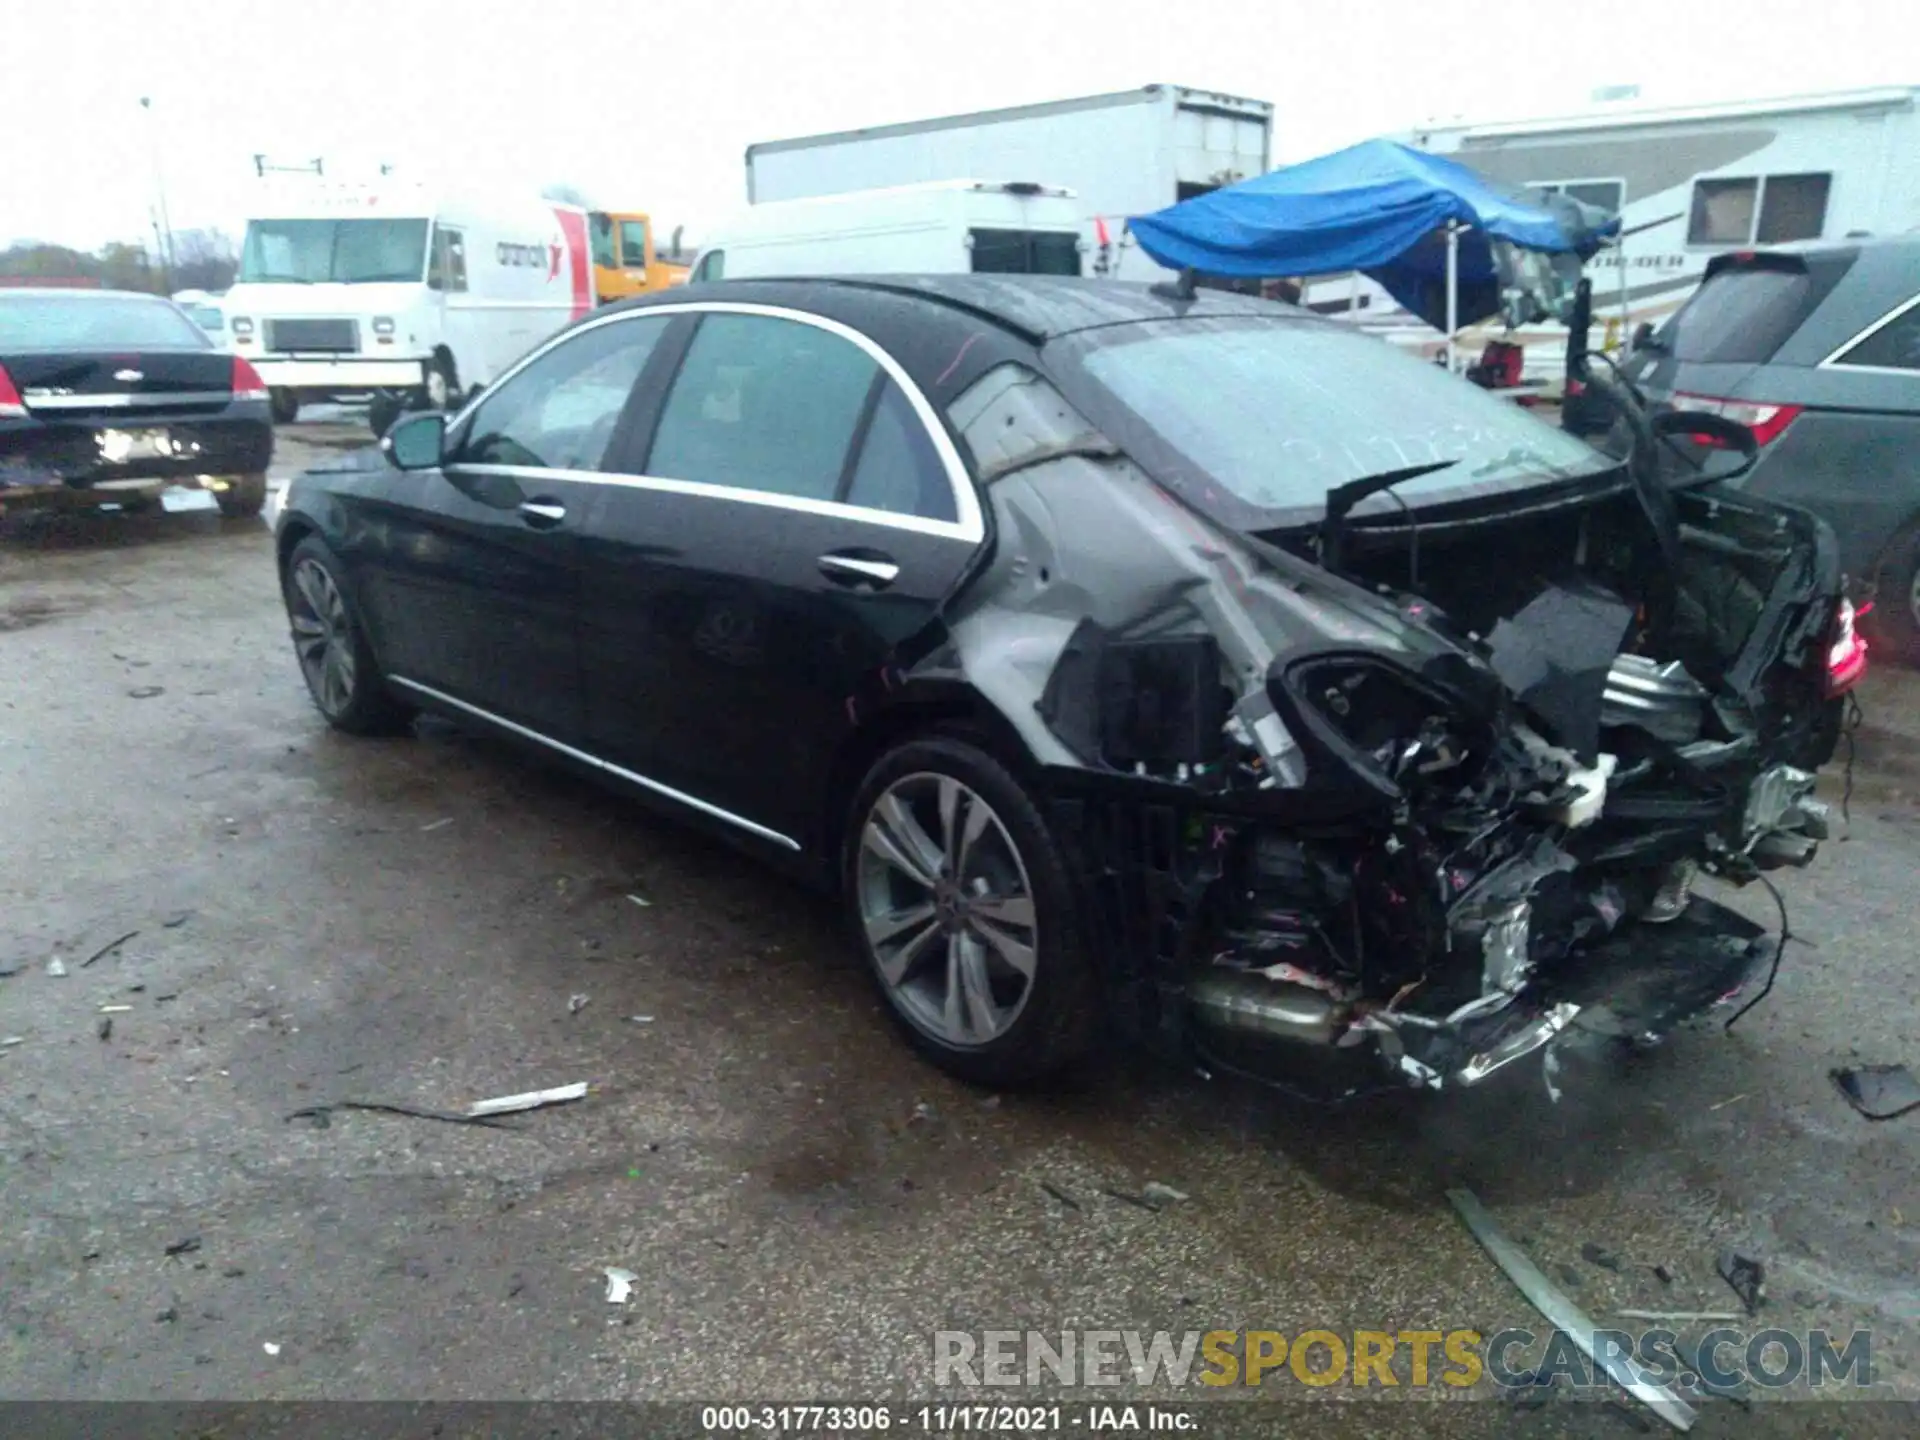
xmin=1303 ymin=85 xmax=1920 ymax=383
xmin=744 ymin=84 xmax=1273 ymax=281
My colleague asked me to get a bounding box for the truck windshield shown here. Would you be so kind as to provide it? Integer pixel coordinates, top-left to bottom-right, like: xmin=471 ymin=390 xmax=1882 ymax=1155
xmin=970 ymin=229 xmax=1082 ymax=276
xmin=238 ymin=218 xmax=431 ymax=284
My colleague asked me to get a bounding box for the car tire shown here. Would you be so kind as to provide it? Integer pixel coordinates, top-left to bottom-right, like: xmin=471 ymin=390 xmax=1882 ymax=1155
xmin=1867 ymin=524 xmax=1920 ymax=664
xmin=217 ymin=472 xmax=268 ymax=519
xmin=843 ymin=734 xmax=1098 ymax=1088
xmin=367 ymin=393 xmax=404 ymax=439
xmin=269 ymin=388 xmax=300 ymax=425
xmin=281 ymin=535 xmax=415 ymax=736
xmin=424 ymin=355 xmax=458 ymax=412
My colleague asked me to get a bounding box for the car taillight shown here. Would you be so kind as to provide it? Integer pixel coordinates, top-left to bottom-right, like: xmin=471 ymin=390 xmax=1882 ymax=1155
xmin=1671 ymin=392 xmax=1804 ymax=447
xmin=231 ymin=355 xmax=269 ymax=404
xmin=0 ymin=361 xmax=25 ymax=419
xmin=1826 ymin=597 xmax=1868 ymax=697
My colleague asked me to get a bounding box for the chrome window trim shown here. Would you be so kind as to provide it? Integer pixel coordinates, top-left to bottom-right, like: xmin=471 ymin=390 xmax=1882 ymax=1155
xmin=443 ymin=300 xmax=985 ymax=543
xmin=388 ymin=677 xmax=801 ymax=852
xmin=1818 ymin=290 xmax=1920 ymax=373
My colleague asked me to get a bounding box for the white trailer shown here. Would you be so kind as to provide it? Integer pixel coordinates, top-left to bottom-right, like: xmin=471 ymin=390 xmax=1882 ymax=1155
xmin=1307 ymin=85 xmax=1920 ymax=382
xmin=744 ymin=84 xmax=1273 ymax=280
xmin=224 ymin=178 xmax=596 ymax=433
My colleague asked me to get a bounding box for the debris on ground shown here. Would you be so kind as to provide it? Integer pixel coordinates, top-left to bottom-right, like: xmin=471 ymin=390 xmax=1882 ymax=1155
xmin=419 ymin=818 xmax=453 ymax=833
xmin=910 ymin=1100 xmax=936 ymax=1124
xmin=1582 ymin=1242 xmax=1623 ymax=1272
xmin=1652 ymin=1264 xmax=1675 ymax=1286
xmin=161 ymin=910 xmax=193 ymax=929
xmin=1447 ymin=1188 xmax=1696 ymax=1433
xmin=1717 ymin=1248 xmax=1765 ymax=1315
xmin=80 ymin=930 xmax=140 ymax=968
xmin=1708 ymin=1092 xmax=1749 ymax=1112
xmin=164 ymin=1237 xmax=202 ymax=1257
xmin=1603 ymin=1396 xmax=1655 ymax=1433
xmin=97 ymin=1016 xmax=112 ymax=1041
xmin=1140 ymin=1182 xmax=1190 ymax=1210
xmin=155 ymin=1304 xmax=178 ymax=1323
xmin=604 ymin=1267 xmax=636 ymax=1304
xmin=627 ymin=1015 xmax=654 ymax=1024
xmin=99 ymin=1004 xmax=132 ymax=1014
xmin=1 ymin=1036 xmax=24 ymax=1049
xmin=1038 ymin=1181 xmax=1080 ymax=1211
xmin=466 ymin=1081 xmax=589 ymax=1118
xmin=1556 ymin=1262 xmax=1586 ymax=1289
xmin=1614 ymin=1309 xmax=1742 ymax=1322
xmin=127 ymin=686 xmax=164 ymax=700
xmin=45 ymin=956 xmax=67 ymax=977
xmin=626 ymin=894 xmax=651 ymax=908
xmin=1103 ymin=1188 xmax=1158 ymax=1212
xmin=1831 ymin=1064 xmax=1920 ymax=1120
xmin=262 ymin=1342 xmax=280 ymax=1356
xmin=567 ymin=993 xmax=590 ymax=1015
xmin=288 ymin=1101 xmax=519 ymax=1130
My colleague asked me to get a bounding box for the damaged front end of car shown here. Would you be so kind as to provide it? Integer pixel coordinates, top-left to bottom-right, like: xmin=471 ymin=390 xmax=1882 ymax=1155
xmin=930 ymin=361 xmax=1859 ymax=1098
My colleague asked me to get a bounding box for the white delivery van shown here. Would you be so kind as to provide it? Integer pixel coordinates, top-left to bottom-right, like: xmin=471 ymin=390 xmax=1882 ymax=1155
xmin=687 ymin=180 xmax=1087 ymax=283
xmin=224 ymin=180 xmax=595 ymax=433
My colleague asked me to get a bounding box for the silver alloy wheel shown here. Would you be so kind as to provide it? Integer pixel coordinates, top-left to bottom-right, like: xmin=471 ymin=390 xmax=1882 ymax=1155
xmin=856 ymin=772 xmax=1039 ymax=1049
xmin=288 ymin=558 xmax=357 ymax=717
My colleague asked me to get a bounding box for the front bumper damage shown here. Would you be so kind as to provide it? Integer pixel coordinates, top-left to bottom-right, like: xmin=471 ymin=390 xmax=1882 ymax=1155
xmin=933 ymin=362 xmax=1851 ymax=1099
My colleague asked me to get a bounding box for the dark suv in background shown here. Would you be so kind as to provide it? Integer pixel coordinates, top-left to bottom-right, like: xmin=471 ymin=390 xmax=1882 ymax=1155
xmin=1628 ymin=235 xmax=1920 ymax=657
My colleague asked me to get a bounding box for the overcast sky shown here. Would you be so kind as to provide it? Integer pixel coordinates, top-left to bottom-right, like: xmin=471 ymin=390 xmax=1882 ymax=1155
xmin=1 ymin=0 xmax=1911 ymax=250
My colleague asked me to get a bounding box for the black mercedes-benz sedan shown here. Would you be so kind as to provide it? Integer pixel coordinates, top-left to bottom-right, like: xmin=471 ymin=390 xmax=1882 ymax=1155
xmin=1 ymin=288 xmax=273 ymax=518
xmin=273 ymin=276 xmax=1860 ymax=1096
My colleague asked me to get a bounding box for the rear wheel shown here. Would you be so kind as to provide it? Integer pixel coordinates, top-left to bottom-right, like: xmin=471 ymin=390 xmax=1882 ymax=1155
xmin=217 ymin=472 xmax=268 ymax=519
xmin=281 ymin=535 xmax=414 ymax=735
xmin=844 ymin=736 xmax=1098 ymax=1087
xmin=1867 ymin=524 xmax=1920 ymax=665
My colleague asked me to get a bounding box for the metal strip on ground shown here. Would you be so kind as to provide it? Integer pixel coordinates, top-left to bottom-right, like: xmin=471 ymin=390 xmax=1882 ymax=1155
xmin=1447 ymin=1186 xmax=1698 ymax=1432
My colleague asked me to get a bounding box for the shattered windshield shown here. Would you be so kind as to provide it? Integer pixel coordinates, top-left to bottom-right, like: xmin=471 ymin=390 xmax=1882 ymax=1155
xmin=238 ymin=218 xmax=431 ymax=284
xmin=1056 ymin=316 xmax=1612 ymax=525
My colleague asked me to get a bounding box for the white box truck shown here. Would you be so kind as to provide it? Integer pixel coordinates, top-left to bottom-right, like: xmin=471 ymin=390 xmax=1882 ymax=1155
xmin=743 ymin=84 xmax=1273 ymax=280
xmin=687 ymin=180 xmax=1089 ymax=282
xmin=224 ymin=179 xmax=596 ymax=434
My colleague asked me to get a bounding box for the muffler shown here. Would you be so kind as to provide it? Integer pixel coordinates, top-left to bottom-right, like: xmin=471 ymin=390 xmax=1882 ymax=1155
xmin=1188 ymin=970 xmax=1342 ymax=1047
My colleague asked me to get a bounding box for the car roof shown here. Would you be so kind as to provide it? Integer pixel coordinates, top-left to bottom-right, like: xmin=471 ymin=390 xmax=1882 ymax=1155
xmin=603 ymin=275 xmax=1301 ymax=404
xmin=0 ymin=287 xmax=179 ymax=303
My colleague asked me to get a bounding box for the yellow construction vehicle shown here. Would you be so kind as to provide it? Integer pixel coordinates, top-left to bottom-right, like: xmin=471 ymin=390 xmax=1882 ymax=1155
xmin=588 ymin=211 xmax=690 ymax=303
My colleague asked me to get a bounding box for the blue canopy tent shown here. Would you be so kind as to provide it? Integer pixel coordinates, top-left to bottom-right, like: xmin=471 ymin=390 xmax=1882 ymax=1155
xmin=1129 ymin=138 xmax=1619 ymax=369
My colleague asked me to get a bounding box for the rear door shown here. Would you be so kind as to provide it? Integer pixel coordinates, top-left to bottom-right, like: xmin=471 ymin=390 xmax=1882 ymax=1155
xmin=356 ymin=310 xmax=674 ymax=742
xmin=578 ymin=304 xmax=985 ymax=854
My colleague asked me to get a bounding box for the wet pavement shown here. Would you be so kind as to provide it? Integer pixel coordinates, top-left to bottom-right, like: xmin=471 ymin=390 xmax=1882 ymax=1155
xmin=1 ymin=420 xmax=1916 ymax=1435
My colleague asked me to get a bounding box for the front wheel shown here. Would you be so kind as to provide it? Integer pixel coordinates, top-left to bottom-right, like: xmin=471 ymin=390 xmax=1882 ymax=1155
xmin=281 ymin=535 xmax=415 ymax=735
xmin=844 ymin=736 xmax=1098 ymax=1087
xmin=269 ymin=388 xmax=300 ymax=425
xmin=367 ymin=392 xmax=404 ymax=439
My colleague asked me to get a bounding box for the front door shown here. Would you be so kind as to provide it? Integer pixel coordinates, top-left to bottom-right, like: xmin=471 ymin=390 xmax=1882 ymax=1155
xmin=356 ymin=310 xmax=673 ymax=743
xmin=579 ymin=307 xmax=984 ymax=852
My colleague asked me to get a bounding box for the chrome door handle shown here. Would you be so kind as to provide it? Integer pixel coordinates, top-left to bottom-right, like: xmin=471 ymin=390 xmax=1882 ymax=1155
xmin=519 ymin=499 xmax=566 ymax=527
xmin=818 ymin=553 xmax=899 ymax=587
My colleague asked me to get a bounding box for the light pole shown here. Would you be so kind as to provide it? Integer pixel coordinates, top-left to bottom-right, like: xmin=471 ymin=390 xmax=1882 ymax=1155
xmin=138 ymin=96 xmax=176 ymax=291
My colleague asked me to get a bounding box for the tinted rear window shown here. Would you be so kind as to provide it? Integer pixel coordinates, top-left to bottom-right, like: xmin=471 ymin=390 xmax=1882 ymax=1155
xmin=0 ymin=294 xmax=210 ymax=351
xmin=1659 ymin=256 xmax=1850 ymax=364
xmin=1056 ymin=317 xmax=1610 ymax=525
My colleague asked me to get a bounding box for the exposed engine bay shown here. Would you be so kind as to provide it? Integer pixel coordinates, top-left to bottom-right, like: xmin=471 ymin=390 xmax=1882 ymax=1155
xmin=936 ymin=362 xmax=1855 ymax=1097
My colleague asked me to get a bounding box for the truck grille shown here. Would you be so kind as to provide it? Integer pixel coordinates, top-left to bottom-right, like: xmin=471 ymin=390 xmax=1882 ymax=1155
xmin=263 ymin=318 xmax=359 ymax=353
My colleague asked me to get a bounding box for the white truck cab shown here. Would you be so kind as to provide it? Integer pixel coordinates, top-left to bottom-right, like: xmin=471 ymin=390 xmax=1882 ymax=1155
xmin=687 ymin=180 xmax=1087 ymax=283
xmin=224 ymin=182 xmax=595 ymax=434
